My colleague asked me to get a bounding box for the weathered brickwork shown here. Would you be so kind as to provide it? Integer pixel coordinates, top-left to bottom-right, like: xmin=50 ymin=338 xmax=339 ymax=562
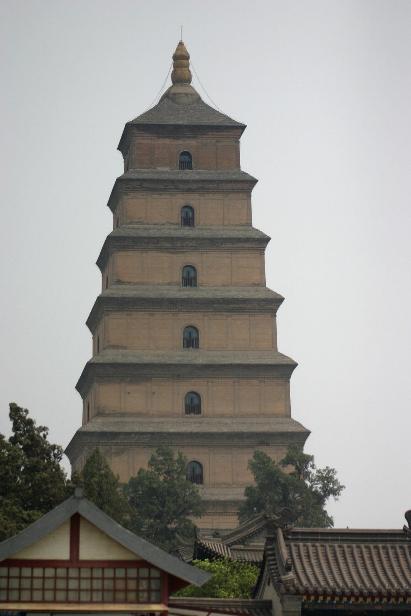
xmin=103 ymin=250 xmax=265 ymax=288
xmin=82 ymin=377 xmax=290 ymax=420
xmin=127 ymin=133 xmax=241 ymax=171
xmin=114 ymin=191 xmax=251 ymax=226
xmin=66 ymin=41 xmax=309 ymax=531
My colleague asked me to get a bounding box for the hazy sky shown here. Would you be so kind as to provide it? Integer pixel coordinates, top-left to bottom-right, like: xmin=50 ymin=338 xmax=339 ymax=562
xmin=1 ymin=0 xmax=410 ymax=529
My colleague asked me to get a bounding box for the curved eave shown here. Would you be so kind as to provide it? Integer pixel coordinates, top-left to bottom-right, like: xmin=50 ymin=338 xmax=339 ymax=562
xmin=96 ymin=226 xmax=270 ymax=271
xmin=107 ymin=170 xmax=258 ymax=212
xmin=86 ymin=286 xmax=284 ymax=332
xmin=76 ymin=350 xmax=297 ymax=397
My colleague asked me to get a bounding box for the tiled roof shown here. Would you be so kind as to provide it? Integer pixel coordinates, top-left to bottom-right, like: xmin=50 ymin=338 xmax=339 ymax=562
xmin=116 ymin=169 xmax=257 ymax=183
xmin=76 ymin=350 xmax=298 ymax=396
xmin=258 ymin=526 xmax=411 ymax=606
xmin=223 ymin=514 xmax=272 ymax=547
xmin=96 ymin=225 xmax=270 ymax=270
xmin=192 ymin=515 xmax=270 ymax=565
xmin=128 ymin=94 xmax=245 ymax=128
xmin=107 ymin=170 xmax=257 ymax=211
xmin=86 ymin=286 xmax=283 ymax=333
xmin=85 ymin=349 xmax=296 ymax=367
xmin=97 ymin=285 xmax=282 ymax=300
xmin=71 ymin=416 xmax=308 ymax=436
xmin=169 ymin=597 xmax=271 ymax=616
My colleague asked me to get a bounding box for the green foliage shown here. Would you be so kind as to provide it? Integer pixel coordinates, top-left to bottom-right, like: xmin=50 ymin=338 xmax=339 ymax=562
xmin=125 ymin=446 xmax=203 ymax=551
xmin=76 ymin=448 xmax=131 ymax=526
xmin=240 ymin=446 xmax=344 ymax=528
xmin=0 ymin=403 xmax=70 ymax=540
xmin=174 ymin=559 xmax=259 ymax=599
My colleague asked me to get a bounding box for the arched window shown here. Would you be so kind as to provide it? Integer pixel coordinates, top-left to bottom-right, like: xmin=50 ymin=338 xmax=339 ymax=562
xmin=185 ymin=392 xmax=201 ymax=415
xmin=182 ymin=265 xmax=197 ymax=287
xmin=186 ymin=461 xmax=203 ymax=484
xmin=179 ymin=151 xmax=193 ymax=170
xmin=183 ymin=326 xmax=199 ymax=349
xmin=181 ymin=205 xmax=195 ymax=227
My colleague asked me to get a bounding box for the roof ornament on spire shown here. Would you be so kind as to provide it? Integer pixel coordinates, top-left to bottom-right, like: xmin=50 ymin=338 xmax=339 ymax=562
xmin=171 ymin=40 xmax=192 ymax=85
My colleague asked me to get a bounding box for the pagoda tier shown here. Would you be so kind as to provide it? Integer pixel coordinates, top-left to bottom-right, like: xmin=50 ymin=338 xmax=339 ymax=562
xmin=66 ymin=41 xmax=309 ymax=531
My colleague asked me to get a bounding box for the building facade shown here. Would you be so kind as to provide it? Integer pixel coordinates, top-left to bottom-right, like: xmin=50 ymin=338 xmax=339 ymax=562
xmin=66 ymin=41 xmax=309 ymax=531
xmin=0 ymin=488 xmax=209 ymax=613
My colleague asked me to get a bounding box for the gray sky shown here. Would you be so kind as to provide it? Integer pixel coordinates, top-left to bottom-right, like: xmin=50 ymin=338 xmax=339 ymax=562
xmin=1 ymin=0 xmax=410 ymax=529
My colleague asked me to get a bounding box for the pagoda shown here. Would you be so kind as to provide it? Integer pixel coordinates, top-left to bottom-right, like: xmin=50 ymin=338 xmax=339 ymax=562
xmin=66 ymin=41 xmax=309 ymax=531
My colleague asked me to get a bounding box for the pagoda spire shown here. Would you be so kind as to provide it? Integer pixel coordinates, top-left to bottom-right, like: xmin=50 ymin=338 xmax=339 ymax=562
xmin=171 ymin=40 xmax=192 ymax=85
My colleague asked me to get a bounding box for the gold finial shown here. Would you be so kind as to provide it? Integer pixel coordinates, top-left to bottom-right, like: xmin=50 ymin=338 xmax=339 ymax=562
xmin=171 ymin=40 xmax=192 ymax=85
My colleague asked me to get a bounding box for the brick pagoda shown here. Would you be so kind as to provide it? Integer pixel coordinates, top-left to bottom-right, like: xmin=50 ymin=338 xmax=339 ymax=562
xmin=66 ymin=41 xmax=309 ymax=531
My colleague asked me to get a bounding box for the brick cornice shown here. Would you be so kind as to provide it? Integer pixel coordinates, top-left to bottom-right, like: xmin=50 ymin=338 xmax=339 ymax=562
xmin=76 ymin=353 xmax=297 ymax=398
xmin=96 ymin=229 xmax=269 ymax=271
xmin=65 ymin=425 xmax=309 ymax=464
xmin=108 ymin=172 xmax=257 ymax=212
xmin=86 ymin=292 xmax=282 ymax=333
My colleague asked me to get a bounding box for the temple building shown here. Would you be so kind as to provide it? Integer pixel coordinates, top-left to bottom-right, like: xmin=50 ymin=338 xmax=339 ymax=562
xmin=0 ymin=488 xmax=209 ymax=613
xmin=66 ymin=41 xmax=309 ymax=531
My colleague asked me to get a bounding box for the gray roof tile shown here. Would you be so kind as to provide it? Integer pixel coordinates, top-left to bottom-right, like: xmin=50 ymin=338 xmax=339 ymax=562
xmin=128 ymin=94 xmax=244 ymax=128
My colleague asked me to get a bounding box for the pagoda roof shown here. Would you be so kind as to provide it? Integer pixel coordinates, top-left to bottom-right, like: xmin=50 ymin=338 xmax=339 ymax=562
xmin=86 ymin=286 xmax=284 ymax=332
xmin=117 ymin=168 xmax=256 ymax=182
xmin=128 ymin=93 xmax=245 ymax=129
xmin=118 ymin=39 xmax=245 ymax=153
xmin=108 ymin=170 xmax=257 ymax=211
xmin=70 ymin=416 xmax=307 ymax=436
xmin=76 ymin=349 xmax=298 ymax=396
xmin=65 ymin=417 xmax=309 ymax=462
xmin=82 ymin=349 xmax=296 ymax=366
xmin=97 ymin=225 xmax=269 ymax=270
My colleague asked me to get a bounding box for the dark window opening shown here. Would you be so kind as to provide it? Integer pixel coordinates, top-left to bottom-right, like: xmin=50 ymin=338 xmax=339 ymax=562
xmin=183 ymin=326 xmax=199 ymax=349
xmin=182 ymin=265 xmax=197 ymax=287
xmin=87 ymin=402 xmax=90 ymax=422
xmin=186 ymin=461 xmax=203 ymax=484
xmin=97 ymin=336 xmax=100 ymax=353
xmin=105 ymin=275 xmax=109 ymax=289
xmin=181 ymin=205 xmax=195 ymax=227
xmin=185 ymin=391 xmax=201 ymax=415
xmin=179 ymin=151 xmax=192 ymax=170
xmin=116 ymin=217 xmax=119 ymax=228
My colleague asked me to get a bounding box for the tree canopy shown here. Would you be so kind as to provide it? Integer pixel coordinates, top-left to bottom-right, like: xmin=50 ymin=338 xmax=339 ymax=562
xmin=125 ymin=446 xmax=203 ymax=551
xmin=239 ymin=446 xmax=344 ymax=527
xmin=174 ymin=559 xmax=259 ymax=599
xmin=0 ymin=403 xmax=70 ymax=540
xmin=76 ymin=448 xmax=130 ymax=526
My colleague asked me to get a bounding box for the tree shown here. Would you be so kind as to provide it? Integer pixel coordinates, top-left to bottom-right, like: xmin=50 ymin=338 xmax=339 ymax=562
xmin=76 ymin=448 xmax=130 ymax=525
xmin=174 ymin=559 xmax=259 ymax=599
xmin=0 ymin=403 xmax=70 ymax=540
xmin=239 ymin=446 xmax=344 ymax=527
xmin=125 ymin=446 xmax=203 ymax=551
